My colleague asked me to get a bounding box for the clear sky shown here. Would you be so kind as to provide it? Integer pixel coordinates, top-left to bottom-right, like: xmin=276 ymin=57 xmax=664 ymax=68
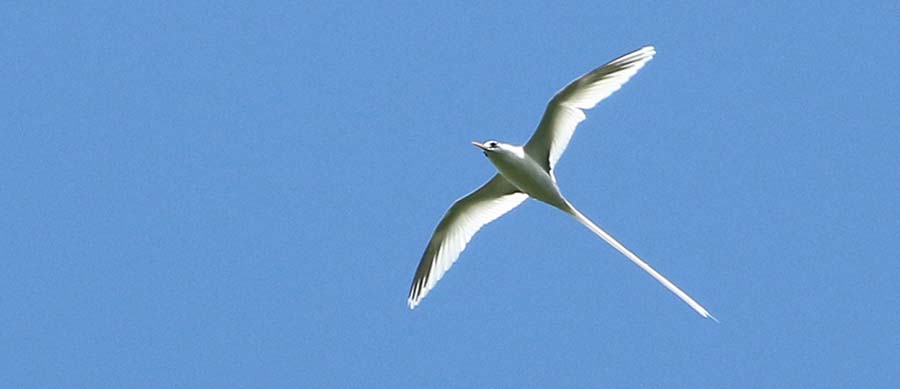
xmin=3 ymin=2 xmax=899 ymax=388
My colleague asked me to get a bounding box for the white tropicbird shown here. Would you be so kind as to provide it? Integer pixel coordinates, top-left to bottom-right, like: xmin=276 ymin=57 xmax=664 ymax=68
xmin=407 ymin=46 xmax=716 ymax=320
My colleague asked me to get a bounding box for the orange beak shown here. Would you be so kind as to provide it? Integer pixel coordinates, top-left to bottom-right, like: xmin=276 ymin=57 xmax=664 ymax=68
xmin=471 ymin=141 xmax=489 ymax=151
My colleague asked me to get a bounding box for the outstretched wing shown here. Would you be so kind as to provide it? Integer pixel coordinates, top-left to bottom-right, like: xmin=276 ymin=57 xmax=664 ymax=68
xmin=524 ymin=46 xmax=656 ymax=171
xmin=408 ymin=174 xmax=528 ymax=309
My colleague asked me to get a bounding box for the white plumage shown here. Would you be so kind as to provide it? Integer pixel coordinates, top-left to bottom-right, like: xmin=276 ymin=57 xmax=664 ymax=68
xmin=407 ymin=46 xmax=716 ymax=321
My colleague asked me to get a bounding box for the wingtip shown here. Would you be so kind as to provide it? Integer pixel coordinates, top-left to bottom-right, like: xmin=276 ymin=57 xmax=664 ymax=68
xmin=630 ymin=45 xmax=655 ymax=56
xmin=706 ymin=313 xmax=720 ymax=323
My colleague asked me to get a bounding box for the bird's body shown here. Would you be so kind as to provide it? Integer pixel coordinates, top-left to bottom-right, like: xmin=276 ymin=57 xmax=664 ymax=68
xmin=480 ymin=143 xmax=568 ymax=209
xmin=407 ymin=46 xmax=716 ymax=320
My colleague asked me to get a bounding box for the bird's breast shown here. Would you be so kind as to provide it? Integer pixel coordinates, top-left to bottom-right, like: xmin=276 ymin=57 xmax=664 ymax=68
xmin=488 ymin=152 xmax=567 ymax=209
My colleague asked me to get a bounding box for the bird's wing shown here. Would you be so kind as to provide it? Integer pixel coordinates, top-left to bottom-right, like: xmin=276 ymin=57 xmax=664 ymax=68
xmin=524 ymin=46 xmax=656 ymax=171
xmin=408 ymin=174 xmax=528 ymax=309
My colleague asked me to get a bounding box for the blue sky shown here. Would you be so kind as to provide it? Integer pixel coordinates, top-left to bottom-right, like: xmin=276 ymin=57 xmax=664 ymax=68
xmin=3 ymin=2 xmax=899 ymax=387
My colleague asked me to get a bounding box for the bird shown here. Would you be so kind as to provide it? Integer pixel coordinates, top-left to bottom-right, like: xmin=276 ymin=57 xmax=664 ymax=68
xmin=407 ymin=46 xmax=716 ymax=320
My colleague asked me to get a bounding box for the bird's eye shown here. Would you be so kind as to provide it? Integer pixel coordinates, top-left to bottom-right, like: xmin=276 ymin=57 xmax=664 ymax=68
xmin=488 ymin=141 xmax=498 ymax=148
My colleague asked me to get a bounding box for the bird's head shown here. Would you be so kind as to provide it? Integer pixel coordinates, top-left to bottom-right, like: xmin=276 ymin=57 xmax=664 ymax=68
xmin=471 ymin=140 xmax=501 ymax=155
xmin=472 ymin=140 xmax=526 ymax=161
